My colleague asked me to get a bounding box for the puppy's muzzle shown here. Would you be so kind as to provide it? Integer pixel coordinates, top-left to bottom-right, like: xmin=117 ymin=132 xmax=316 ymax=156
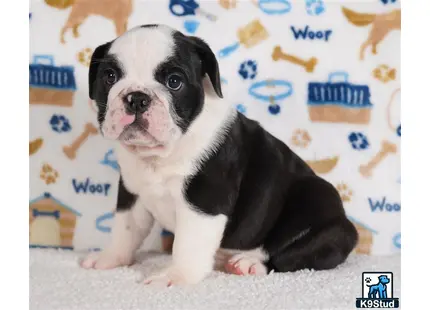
xmin=124 ymin=91 xmax=151 ymax=114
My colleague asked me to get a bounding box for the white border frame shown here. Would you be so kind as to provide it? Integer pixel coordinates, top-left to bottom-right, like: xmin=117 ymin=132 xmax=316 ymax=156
xmin=402 ymin=0 xmax=430 ymax=308
xmin=0 ymin=0 xmax=29 ymax=309
xmin=0 ymin=0 xmax=425 ymax=309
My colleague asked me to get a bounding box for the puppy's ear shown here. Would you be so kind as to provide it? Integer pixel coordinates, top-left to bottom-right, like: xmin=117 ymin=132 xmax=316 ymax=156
xmin=88 ymin=41 xmax=111 ymax=99
xmin=188 ymin=36 xmax=223 ymax=98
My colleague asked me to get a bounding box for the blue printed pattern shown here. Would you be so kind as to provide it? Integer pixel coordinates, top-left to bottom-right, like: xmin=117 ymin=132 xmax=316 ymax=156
xmin=306 ymin=0 xmax=325 ymax=16
xmin=238 ymin=60 xmax=258 ymax=80
xmin=291 ymin=26 xmax=332 ymax=41
xmin=236 ymin=104 xmax=247 ymax=114
xmin=255 ymin=0 xmax=291 ymax=15
xmin=349 ymin=132 xmax=370 ymax=150
xmin=29 ymin=0 xmax=400 ymax=254
xmin=72 ymin=178 xmax=111 ymax=196
xmin=29 ymin=56 xmax=76 ymax=90
xmin=308 ymin=74 xmax=372 ymax=108
xmin=381 ymin=0 xmax=397 ymax=4
xmin=50 ymin=114 xmax=72 ymax=133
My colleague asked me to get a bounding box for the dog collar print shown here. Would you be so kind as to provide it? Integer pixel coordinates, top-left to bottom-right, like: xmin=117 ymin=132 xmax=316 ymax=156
xmin=248 ymin=79 xmax=293 ymax=115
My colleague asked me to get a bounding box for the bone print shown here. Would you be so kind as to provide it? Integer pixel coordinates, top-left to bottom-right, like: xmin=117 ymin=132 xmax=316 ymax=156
xmin=359 ymin=140 xmax=397 ymax=178
xmin=63 ymin=123 xmax=99 ymax=160
xmin=272 ymin=46 xmax=318 ymax=73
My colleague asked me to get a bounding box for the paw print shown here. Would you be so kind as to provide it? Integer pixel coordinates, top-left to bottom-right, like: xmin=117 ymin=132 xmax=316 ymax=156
xmin=336 ymin=183 xmax=353 ymax=202
xmin=373 ymin=65 xmax=396 ymax=83
xmin=365 ymin=277 xmax=372 ymax=283
xmin=50 ymin=114 xmax=72 ymax=133
xmin=77 ymin=47 xmax=93 ymax=67
xmin=236 ymin=104 xmax=246 ymax=114
xmin=40 ymin=164 xmax=59 ymax=185
xmin=348 ymin=132 xmax=370 ymax=150
xmin=238 ymin=60 xmax=257 ymax=80
xmin=291 ymin=129 xmax=312 ymax=148
xmin=306 ymin=0 xmax=326 ymax=16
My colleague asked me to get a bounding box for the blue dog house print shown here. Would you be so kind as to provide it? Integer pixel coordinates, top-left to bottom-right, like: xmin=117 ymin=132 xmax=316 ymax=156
xmin=29 ymin=192 xmax=81 ymax=250
xmin=308 ymin=72 xmax=373 ymax=124
xmin=29 ymin=55 xmax=76 ymax=107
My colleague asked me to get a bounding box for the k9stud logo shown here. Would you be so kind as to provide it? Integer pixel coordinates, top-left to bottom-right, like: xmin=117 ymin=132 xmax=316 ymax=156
xmin=356 ymin=272 xmax=399 ymax=308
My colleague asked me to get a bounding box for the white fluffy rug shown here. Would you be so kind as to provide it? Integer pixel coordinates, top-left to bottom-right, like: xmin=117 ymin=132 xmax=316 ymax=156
xmin=30 ymin=249 xmax=401 ymax=310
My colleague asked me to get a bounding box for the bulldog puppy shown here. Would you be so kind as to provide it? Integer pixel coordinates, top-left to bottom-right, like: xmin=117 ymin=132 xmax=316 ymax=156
xmin=81 ymin=24 xmax=358 ymax=286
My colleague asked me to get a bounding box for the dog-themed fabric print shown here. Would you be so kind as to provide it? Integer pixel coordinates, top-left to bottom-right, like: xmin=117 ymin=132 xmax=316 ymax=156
xmin=30 ymin=138 xmax=43 ymax=156
xmin=168 ymin=0 xmax=217 ymax=22
xmin=387 ymin=88 xmax=401 ymax=136
xmin=29 ymin=192 xmax=81 ymax=249
xmin=373 ymin=65 xmax=396 ymax=83
xmin=305 ymin=156 xmax=339 ymax=175
xmin=307 ymin=72 xmax=373 ymax=124
xmin=272 ymin=46 xmax=318 ymax=73
xmin=29 ymin=55 xmax=76 ymax=107
xmin=342 ymin=7 xmax=401 ymax=60
xmin=218 ymin=19 xmax=268 ymax=58
xmin=77 ymin=48 xmax=93 ymax=67
xmin=40 ymin=164 xmax=60 ymax=185
xmin=218 ymin=0 xmax=237 ymax=10
xmin=290 ymin=129 xmax=312 ymax=148
xmin=30 ymin=0 xmax=400 ymax=254
xmin=63 ymin=123 xmax=98 ymax=160
xmin=44 ymin=0 xmax=133 ymax=44
xmin=50 ymin=114 xmax=72 ymax=133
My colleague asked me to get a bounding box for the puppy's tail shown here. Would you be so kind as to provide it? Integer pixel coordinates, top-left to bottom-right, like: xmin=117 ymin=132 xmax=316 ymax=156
xmin=44 ymin=0 xmax=75 ymax=10
xmin=342 ymin=7 xmax=376 ymax=27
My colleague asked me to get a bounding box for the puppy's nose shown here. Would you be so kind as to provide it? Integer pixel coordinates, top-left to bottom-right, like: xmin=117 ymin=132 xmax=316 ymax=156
xmin=124 ymin=91 xmax=151 ymax=114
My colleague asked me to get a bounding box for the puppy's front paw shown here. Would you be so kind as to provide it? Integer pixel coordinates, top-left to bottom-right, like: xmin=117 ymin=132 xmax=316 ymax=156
xmin=143 ymin=266 xmax=203 ymax=287
xmin=80 ymin=250 xmax=133 ymax=270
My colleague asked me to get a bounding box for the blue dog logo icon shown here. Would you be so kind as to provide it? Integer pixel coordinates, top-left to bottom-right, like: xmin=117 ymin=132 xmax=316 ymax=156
xmin=367 ymin=275 xmax=390 ymax=299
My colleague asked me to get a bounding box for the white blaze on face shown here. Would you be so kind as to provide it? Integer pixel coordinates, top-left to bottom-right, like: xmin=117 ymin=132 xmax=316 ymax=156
xmin=101 ymin=81 xmax=134 ymax=139
xmin=101 ymin=26 xmax=181 ymax=146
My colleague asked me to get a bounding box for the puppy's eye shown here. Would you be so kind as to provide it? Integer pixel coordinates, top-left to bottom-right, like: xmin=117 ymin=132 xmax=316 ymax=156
xmin=166 ymin=73 xmax=183 ymax=91
xmin=103 ymin=69 xmax=117 ymax=85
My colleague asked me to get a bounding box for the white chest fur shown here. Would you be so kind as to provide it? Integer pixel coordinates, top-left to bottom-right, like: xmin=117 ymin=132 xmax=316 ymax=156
xmin=116 ymin=145 xmax=195 ymax=233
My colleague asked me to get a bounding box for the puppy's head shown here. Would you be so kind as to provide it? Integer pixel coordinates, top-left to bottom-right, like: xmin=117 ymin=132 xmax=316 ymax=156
xmin=89 ymin=25 xmax=223 ymax=157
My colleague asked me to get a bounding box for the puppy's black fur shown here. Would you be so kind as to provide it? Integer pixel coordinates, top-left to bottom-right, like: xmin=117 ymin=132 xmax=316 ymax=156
xmin=185 ymin=113 xmax=358 ymax=271
xmin=89 ymin=25 xmax=358 ymax=273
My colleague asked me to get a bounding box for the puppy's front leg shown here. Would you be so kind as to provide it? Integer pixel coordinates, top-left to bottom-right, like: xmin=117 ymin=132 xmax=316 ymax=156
xmin=144 ymin=206 xmax=227 ymax=286
xmin=81 ymin=177 xmax=154 ymax=270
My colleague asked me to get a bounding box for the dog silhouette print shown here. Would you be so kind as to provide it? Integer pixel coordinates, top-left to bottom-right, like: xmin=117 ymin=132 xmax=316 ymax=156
xmin=367 ymin=275 xmax=390 ymax=299
xmin=45 ymin=0 xmax=133 ymax=44
xmin=342 ymin=7 xmax=401 ymax=60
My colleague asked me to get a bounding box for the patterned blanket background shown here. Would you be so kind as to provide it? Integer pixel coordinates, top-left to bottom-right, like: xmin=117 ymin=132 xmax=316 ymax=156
xmin=29 ymin=0 xmax=401 ymax=255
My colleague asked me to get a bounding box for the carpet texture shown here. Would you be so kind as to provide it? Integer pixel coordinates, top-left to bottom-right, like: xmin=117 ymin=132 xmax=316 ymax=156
xmin=30 ymin=249 xmax=401 ymax=310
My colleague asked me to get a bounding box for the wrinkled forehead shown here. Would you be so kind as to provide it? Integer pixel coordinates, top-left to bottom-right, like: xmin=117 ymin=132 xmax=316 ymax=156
xmin=108 ymin=26 xmax=176 ymax=81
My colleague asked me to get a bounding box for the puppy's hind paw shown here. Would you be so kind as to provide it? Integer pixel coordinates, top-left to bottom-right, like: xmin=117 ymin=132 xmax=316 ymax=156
xmin=225 ymin=254 xmax=268 ymax=276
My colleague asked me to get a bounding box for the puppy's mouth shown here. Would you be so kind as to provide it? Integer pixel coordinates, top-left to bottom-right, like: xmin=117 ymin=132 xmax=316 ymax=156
xmin=118 ymin=116 xmax=165 ymax=153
